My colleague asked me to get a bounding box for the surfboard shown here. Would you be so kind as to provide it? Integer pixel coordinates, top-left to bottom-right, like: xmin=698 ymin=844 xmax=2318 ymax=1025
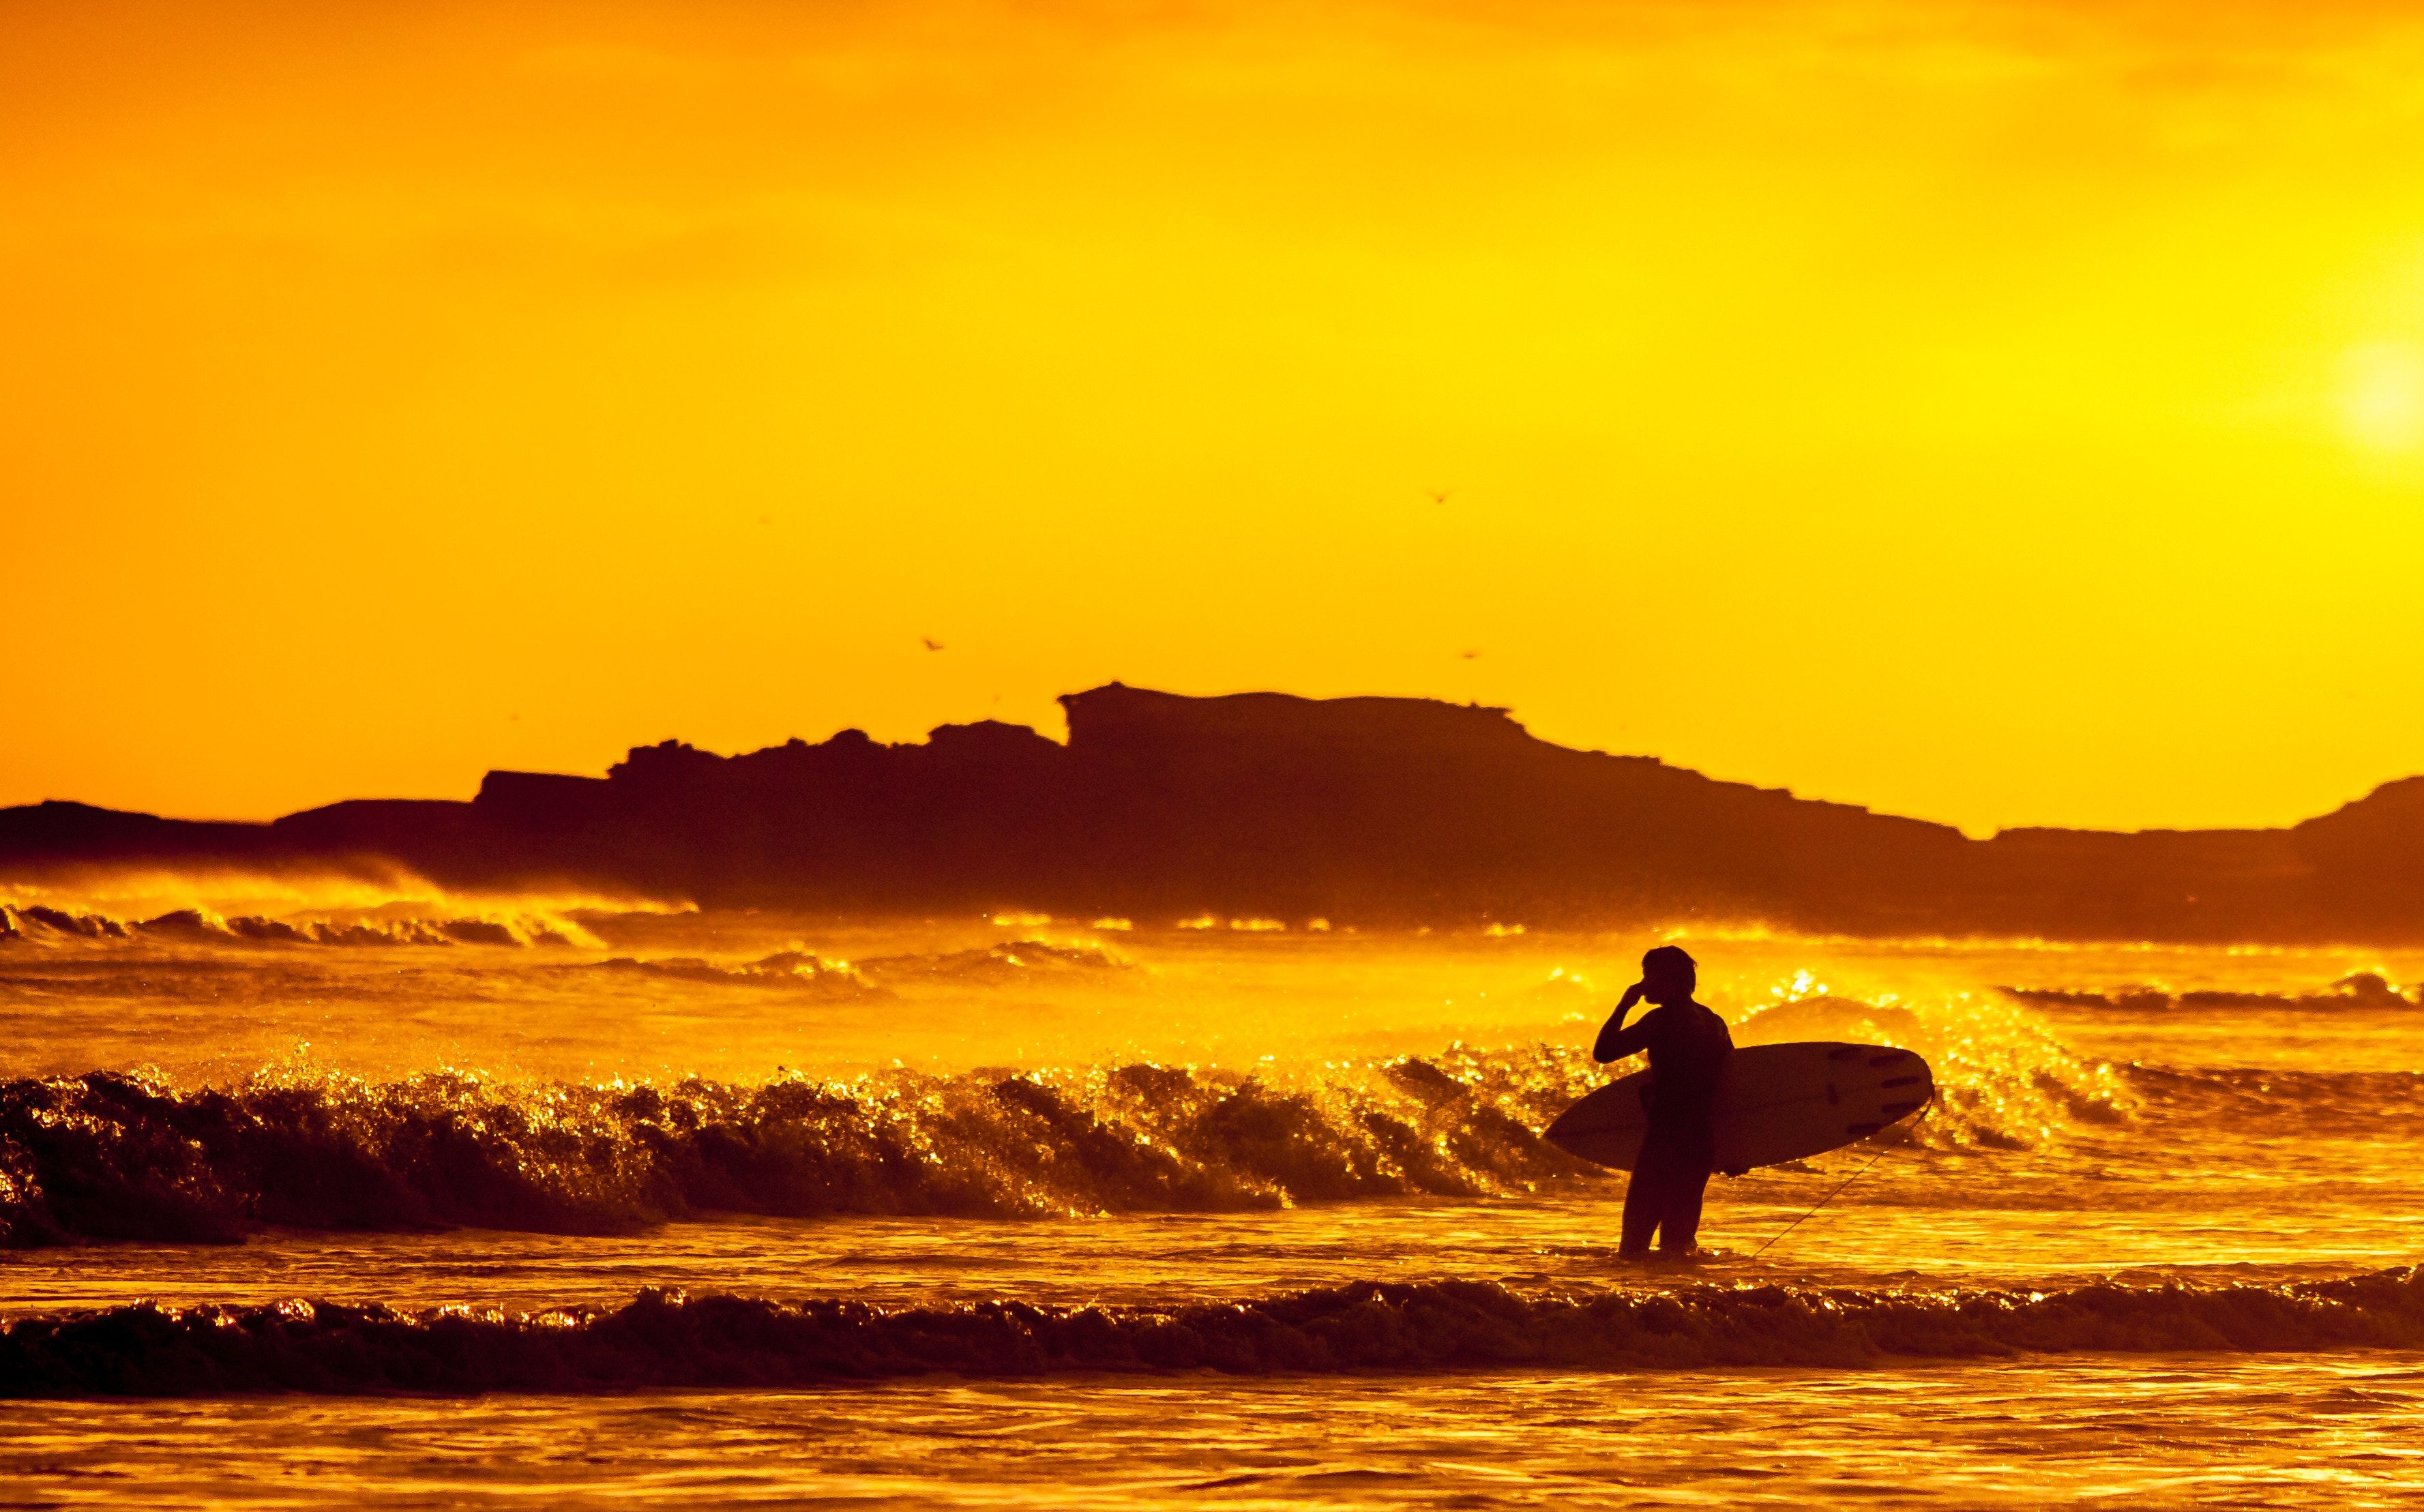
xmin=1544 ymin=1041 xmax=1934 ymax=1173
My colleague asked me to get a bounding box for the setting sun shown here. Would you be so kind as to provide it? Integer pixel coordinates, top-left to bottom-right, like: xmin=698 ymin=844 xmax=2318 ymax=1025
xmin=2344 ymin=339 xmax=2424 ymax=454
xmin=8 ymin=1 xmax=2424 ymax=835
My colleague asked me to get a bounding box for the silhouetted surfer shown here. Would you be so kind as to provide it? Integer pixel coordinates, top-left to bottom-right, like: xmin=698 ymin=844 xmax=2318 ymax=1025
xmin=1593 ymin=945 xmax=1733 ymax=1256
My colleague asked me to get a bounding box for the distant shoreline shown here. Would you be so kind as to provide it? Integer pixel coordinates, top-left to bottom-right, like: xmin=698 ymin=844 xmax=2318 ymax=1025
xmin=7 ymin=683 xmax=2422 ymax=945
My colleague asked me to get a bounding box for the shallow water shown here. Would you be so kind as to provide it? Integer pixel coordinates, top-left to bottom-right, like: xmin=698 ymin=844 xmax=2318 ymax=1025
xmin=2 ymin=899 xmax=2421 ymax=1504
xmin=6 ymin=1359 xmax=2424 ymax=1509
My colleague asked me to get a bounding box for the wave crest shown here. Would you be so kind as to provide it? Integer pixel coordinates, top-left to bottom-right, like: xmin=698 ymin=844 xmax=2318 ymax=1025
xmin=1996 ymin=973 xmax=2421 ymax=1011
xmin=564 ymin=939 xmax=1129 ymax=993
xmin=856 ymin=940 xmax=1133 ymax=981
xmin=0 ymin=904 xmax=597 ymax=949
xmin=8 ymin=1269 xmax=2423 ymax=1396
xmin=578 ymin=951 xmax=885 ymax=995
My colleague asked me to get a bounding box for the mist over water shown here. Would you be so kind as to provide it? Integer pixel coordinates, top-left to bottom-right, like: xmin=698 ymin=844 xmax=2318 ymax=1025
xmin=4 ymin=893 xmax=2423 ymax=1502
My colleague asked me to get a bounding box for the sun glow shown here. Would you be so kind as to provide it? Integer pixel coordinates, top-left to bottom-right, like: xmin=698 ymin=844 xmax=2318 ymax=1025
xmin=2341 ymin=340 xmax=2424 ymax=455
xmin=5 ymin=1 xmax=2424 ymax=836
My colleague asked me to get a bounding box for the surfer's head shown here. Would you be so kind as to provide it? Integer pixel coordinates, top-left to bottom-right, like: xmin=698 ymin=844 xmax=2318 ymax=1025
xmin=1638 ymin=945 xmax=1696 ymax=1005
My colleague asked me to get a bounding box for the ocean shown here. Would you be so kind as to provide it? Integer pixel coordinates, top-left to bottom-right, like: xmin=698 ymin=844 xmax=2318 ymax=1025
xmin=2 ymin=896 xmax=2421 ymax=1507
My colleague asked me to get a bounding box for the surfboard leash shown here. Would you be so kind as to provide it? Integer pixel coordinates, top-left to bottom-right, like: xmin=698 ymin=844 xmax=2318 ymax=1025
xmin=1742 ymin=1091 xmax=1936 ymax=1262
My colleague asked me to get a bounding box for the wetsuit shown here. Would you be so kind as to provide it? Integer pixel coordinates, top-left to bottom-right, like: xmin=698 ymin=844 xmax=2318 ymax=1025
xmin=1599 ymin=1001 xmax=1734 ymax=1254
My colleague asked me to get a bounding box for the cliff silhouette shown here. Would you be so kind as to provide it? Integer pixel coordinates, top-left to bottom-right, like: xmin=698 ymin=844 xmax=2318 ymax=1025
xmin=5 ymin=683 xmax=2422 ymax=943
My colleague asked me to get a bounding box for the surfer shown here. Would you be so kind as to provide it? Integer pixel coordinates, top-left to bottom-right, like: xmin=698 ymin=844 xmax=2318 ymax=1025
xmin=1593 ymin=945 xmax=1734 ymax=1256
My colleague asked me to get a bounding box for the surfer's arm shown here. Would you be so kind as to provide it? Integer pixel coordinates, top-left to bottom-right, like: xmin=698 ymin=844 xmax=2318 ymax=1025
xmin=1593 ymin=984 xmax=1651 ymax=1063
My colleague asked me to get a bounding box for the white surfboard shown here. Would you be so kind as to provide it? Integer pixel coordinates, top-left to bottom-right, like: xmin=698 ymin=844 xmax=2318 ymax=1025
xmin=1545 ymin=1041 xmax=1934 ymax=1173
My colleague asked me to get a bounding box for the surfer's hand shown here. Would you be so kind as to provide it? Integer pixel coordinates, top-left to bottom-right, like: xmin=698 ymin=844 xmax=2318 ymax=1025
xmin=1593 ymin=988 xmax=1647 ymax=1063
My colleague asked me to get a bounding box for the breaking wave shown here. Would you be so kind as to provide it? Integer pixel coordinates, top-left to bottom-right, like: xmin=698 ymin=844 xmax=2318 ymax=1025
xmin=7 ymin=1268 xmax=2423 ymax=1397
xmin=565 ymin=940 xmax=1127 ymax=994
xmin=0 ymin=903 xmax=1128 ymax=994
xmin=0 ymin=904 xmax=594 ymax=949
xmin=854 ymin=940 xmax=1133 ymax=981
xmin=0 ymin=1007 xmax=2140 ymax=1251
xmin=576 ymin=951 xmax=887 ymax=996
xmin=1996 ymin=973 xmax=2420 ymax=1011
xmin=0 ymin=1051 xmax=1603 ymax=1247
xmin=1729 ymin=992 xmax=2131 ymax=1147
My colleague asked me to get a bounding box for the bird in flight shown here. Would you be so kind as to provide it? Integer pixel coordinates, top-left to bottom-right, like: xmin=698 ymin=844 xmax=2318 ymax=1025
xmin=1428 ymin=489 xmax=1453 ymax=505
xmin=1459 ymin=650 xmax=1481 ymax=659
xmin=921 ymin=637 xmax=945 ymax=652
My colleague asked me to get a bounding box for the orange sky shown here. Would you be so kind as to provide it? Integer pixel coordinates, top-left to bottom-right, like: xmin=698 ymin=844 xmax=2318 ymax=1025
xmin=4 ymin=0 xmax=2422 ymax=835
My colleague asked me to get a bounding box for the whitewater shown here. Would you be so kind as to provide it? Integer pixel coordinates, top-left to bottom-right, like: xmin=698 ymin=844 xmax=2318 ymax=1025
xmin=3 ymin=897 xmax=2423 ymax=1506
